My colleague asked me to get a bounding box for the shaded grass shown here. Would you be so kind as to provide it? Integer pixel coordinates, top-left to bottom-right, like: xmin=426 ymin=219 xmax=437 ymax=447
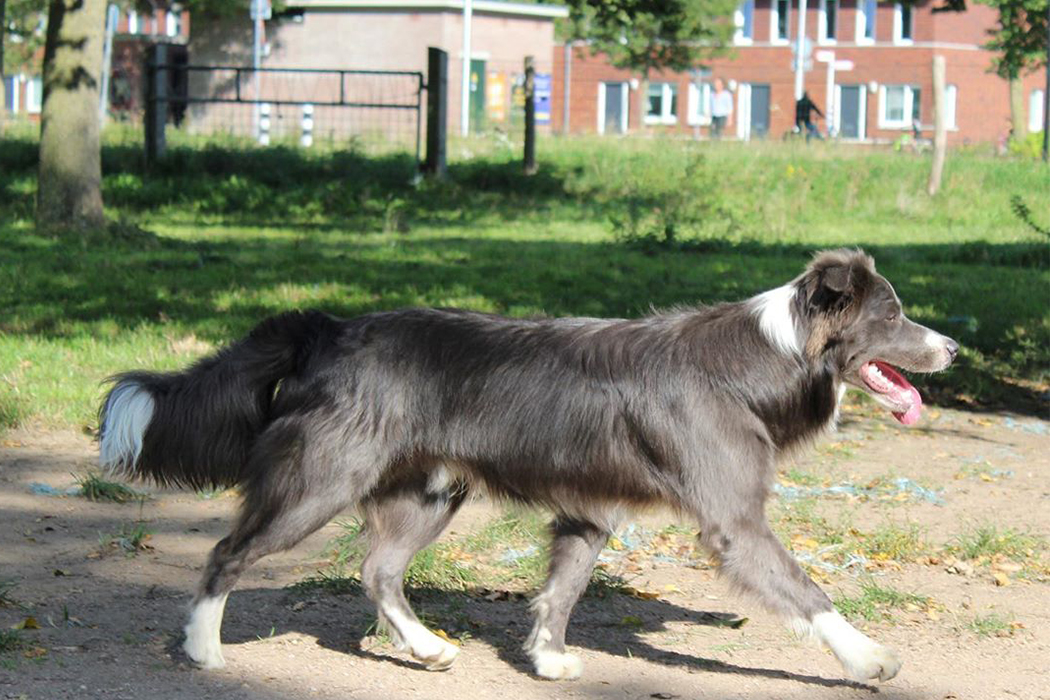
xmin=0 ymin=630 xmax=24 ymax=653
xmin=1 ymin=136 xmax=1047 ymax=431
xmin=75 ymin=472 xmax=145 ymax=504
xmin=98 ymin=521 xmax=154 ymax=557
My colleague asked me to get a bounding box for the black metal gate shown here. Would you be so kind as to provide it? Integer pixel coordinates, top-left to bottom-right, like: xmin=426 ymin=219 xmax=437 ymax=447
xmin=145 ymin=44 xmax=432 ymax=168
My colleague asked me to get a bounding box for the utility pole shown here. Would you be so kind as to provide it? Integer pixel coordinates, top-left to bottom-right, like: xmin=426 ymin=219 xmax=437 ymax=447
xmin=1043 ymin=1 xmax=1049 ymax=162
xmin=460 ymin=0 xmax=473 ymax=136
xmin=794 ymin=0 xmax=809 ymax=100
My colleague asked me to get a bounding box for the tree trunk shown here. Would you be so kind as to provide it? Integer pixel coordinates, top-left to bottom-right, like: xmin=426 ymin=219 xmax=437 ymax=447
xmin=1 ymin=0 xmax=7 ymax=136
xmin=1008 ymin=75 xmax=1027 ymax=144
xmin=36 ymin=0 xmax=106 ymax=231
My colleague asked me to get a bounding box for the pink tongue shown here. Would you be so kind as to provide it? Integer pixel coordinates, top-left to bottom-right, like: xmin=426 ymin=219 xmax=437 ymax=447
xmin=874 ymin=361 xmax=923 ymax=425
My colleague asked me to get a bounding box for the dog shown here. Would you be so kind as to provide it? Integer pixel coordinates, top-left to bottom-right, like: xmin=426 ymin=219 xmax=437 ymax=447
xmin=98 ymin=249 xmax=957 ymax=682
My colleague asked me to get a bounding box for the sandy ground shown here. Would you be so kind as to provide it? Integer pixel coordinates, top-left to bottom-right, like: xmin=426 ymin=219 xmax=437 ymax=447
xmin=1 ymin=406 xmax=1048 ymax=700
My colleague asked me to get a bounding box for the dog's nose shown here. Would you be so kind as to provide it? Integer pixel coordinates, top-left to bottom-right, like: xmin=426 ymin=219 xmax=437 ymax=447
xmin=946 ymin=339 xmax=959 ymax=362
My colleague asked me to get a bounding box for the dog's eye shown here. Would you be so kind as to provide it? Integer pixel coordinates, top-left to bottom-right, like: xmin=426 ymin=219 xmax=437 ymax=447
xmin=886 ymin=313 xmax=899 ymax=323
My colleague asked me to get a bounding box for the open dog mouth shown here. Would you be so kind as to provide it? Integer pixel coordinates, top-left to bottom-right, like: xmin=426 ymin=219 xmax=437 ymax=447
xmin=859 ymin=361 xmax=923 ymax=425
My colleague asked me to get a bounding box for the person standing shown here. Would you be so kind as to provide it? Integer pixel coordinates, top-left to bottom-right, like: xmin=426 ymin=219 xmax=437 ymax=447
xmin=795 ymin=91 xmax=825 ymax=142
xmin=710 ymin=78 xmax=733 ymax=139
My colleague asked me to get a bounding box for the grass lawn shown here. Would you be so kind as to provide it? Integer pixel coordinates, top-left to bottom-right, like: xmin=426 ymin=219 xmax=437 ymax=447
xmin=0 ymin=133 xmax=1047 ymax=430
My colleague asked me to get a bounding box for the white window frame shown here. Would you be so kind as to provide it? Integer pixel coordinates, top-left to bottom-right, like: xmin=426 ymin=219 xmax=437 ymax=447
xmin=945 ymin=84 xmax=957 ymax=130
xmin=165 ymin=6 xmax=182 ymax=37
xmin=4 ymin=75 xmax=21 ymax=114
xmin=771 ymin=0 xmax=790 ymax=45
xmin=879 ymin=84 xmax=920 ymax=129
xmin=687 ymin=82 xmax=713 ymax=126
xmin=734 ymin=0 xmax=754 ymax=45
xmin=855 ymin=0 xmax=876 ymax=44
xmin=818 ymin=0 xmax=838 ymax=45
xmin=26 ymin=75 xmax=43 ymax=114
xmin=596 ymin=81 xmax=629 ymax=135
xmin=645 ymin=82 xmax=678 ymax=125
xmin=1029 ymin=89 xmax=1045 ymax=133
xmin=833 ymin=84 xmax=867 ymax=140
xmin=893 ymin=3 xmax=913 ymax=45
xmin=127 ymin=9 xmax=139 ymax=34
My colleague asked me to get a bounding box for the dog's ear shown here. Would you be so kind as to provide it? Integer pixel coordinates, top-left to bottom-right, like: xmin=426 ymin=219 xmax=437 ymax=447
xmin=802 ymin=250 xmax=873 ymax=313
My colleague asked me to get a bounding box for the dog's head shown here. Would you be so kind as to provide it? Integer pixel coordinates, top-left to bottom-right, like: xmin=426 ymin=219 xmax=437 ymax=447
xmin=796 ymin=249 xmax=958 ymax=425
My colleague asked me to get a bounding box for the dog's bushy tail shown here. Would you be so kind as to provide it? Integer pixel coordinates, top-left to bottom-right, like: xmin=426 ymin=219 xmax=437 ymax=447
xmin=98 ymin=310 xmax=338 ymax=490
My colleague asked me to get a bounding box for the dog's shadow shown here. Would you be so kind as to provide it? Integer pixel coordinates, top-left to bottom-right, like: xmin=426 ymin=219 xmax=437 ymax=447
xmin=214 ymin=581 xmax=876 ymax=693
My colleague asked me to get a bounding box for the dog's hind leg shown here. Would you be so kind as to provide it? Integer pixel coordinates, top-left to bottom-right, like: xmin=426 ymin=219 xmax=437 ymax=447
xmin=702 ymin=513 xmax=902 ymax=682
xmin=184 ymin=428 xmax=373 ymax=669
xmin=360 ymin=475 xmax=467 ymax=671
xmin=524 ymin=517 xmax=609 ymax=681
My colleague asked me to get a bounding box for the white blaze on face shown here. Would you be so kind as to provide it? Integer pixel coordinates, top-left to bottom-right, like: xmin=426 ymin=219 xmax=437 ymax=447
xmin=751 ymin=284 xmax=802 ymax=356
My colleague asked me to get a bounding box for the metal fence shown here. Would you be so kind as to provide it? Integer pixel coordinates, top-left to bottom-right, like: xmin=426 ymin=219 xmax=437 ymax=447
xmin=145 ymin=44 xmax=428 ymax=165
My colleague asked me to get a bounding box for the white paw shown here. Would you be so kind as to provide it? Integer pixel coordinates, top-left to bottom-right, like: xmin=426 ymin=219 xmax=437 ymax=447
xmin=841 ymin=642 xmax=902 ymax=682
xmin=532 ymin=650 xmax=583 ymax=680
xmin=183 ymin=635 xmax=226 ymax=670
xmin=416 ymin=638 xmax=459 ymax=671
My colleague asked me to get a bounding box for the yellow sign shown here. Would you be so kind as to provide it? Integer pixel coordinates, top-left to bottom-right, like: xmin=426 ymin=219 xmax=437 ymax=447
xmin=487 ymin=72 xmax=507 ymax=122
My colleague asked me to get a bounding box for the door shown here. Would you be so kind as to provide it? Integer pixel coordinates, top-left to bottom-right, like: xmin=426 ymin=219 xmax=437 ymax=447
xmin=469 ymin=59 xmax=486 ymax=133
xmin=839 ymin=84 xmax=863 ymax=139
xmin=601 ymin=82 xmax=628 ymax=134
xmin=749 ymin=84 xmax=770 ymax=138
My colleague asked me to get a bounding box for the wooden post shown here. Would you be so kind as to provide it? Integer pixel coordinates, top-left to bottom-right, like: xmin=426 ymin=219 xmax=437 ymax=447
xmin=144 ymin=43 xmax=168 ymax=166
xmin=927 ymin=55 xmax=947 ymax=197
xmin=524 ymin=55 xmax=537 ymax=175
xmin=425 ymin=47 xmax=447 ymax=178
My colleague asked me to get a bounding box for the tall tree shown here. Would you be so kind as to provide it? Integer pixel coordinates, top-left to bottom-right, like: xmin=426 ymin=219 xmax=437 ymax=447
xmin=563 ymin=0 xmax=737 ymax=127
xmin=977 ymin=0 xmax=1049 ymax=140
xmin=37 ymin=0 xmax=106 ymax=230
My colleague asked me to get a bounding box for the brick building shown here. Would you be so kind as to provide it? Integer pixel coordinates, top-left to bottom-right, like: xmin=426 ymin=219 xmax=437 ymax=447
xmin=552 ymin=0 xmax=1047 ymax=144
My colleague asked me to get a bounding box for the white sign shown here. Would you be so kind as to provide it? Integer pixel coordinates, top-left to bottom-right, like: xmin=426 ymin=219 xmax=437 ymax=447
xmin=815 ymin=50 xmax=835 ymax=62
xmin=834 ymin=60 xmax=855 ymax=71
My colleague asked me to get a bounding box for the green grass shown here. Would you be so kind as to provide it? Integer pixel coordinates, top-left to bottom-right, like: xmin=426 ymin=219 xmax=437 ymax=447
xmin=1 ymin=134 xmax=1047 ymax=430
xmin=835 ymin=579 xmax=934 ymax=622
xmin=75 ymin=472 xmax=145 ymax=504
xmin=98 ymin=522 xmax=154 ymax=556
xmin=854 ymin=522 xmax=928 ymax=563
xmin=0 ymin=629 xmax=24 ymax=653
xmin=965 ymin=613 xmax=1017 ymax=638
xmin=946 ymin=525 xmax=1045 ymax=562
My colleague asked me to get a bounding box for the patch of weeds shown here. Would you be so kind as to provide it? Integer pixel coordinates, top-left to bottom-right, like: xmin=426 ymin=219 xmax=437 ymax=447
xmin=328 ymin=518 xmax=367 ymax=570
xmin=779 ymin=468 xmax=825 ymax=487
xmin=966 ymin=613 xmax=1018 ymax=638
xmin=405 ymin=544 xmax=478 ymax=590
xmin=853 ymin=522 xmax=928 ymax=563
xmin=946 ymin=525 xmax=1045 ymax=562
xmin=0 ymin=629 xmax=24 ymax=653
xmin=288 ymin=570 xmax=361 ymax=596
xmin=834 ymin=579 xmax=933 ymax=622
xmin=98 ymin=521 xmax=154 ymax=556
xmin=75 ymin=472 xmax=144 ymax=504
xmin=773 ymin=498 xmax=848 ymax=548
xmin=586 ymin=566 xmax=630 ymax=597
xmin=0 ymin=580 xmax=21 ymax=608
xmin=463 ymin=510 xmax=547 ymax=553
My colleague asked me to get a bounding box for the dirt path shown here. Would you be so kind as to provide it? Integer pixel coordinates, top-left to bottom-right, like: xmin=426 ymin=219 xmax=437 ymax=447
xmin=1 ymin=406 xmax=1048 ymax=700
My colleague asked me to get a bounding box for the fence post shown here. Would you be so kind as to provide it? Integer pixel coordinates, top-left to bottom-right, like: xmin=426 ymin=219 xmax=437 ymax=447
xmin=523 ymin=55 xmax=536 ymax=175
xmin=144 ymin=43 xmax=168 ymax=166
xmin=425 ymin=47 xmax=448 ymax=178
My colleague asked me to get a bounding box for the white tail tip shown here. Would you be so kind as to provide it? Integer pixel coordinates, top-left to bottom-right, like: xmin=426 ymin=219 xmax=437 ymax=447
xmin=99 ymin=380 xmax=155 ymax=478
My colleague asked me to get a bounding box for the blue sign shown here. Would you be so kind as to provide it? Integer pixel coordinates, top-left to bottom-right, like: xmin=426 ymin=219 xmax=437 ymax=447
xmin=534 ymin=73 xmax=551 ymax=125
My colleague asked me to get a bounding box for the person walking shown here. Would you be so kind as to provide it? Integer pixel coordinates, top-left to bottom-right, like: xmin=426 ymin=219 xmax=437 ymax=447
xmin=795 ymin=91 xmax=825 ymax=142
xmin=710 ymin=78 xmax=733 ymax=139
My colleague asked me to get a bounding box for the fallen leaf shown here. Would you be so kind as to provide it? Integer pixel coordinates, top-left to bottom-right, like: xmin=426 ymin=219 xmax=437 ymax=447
xmin=433 ymin=628 xmax=460 ymax=646
xmin=13 ymin=616 xmax=40 ymax=630
xmin=620 ymin=615 xmax=644 ymax=627
xmin=22 ymin=646 xmax=47 ymax=659
xmin=993 ymin=572 xmax=1011 ymax=587
xmin=607 ymin=537 xmax=624 ymax=551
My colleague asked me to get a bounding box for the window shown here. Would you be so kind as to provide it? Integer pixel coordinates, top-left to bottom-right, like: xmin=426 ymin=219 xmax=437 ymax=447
xmin=894 ymin=3 xmax=913 ymax=44
xmin=26 ymin=75 xmax=43 ymax=114
xmin=687 ymin=82 xmax=713 ymax=126
xmin=879 ymin=84 xmax=921 ymax=128
xmin=165 ymin=6 xmax=183 ymax=37
xmin=1029 ymin=89 xmax=1045 ymax=133
xmin=4 ymin=76 xmax=19 ymax=113
xmin=819 ymin=0 xmax=838 ymax=43
xmin=735 ymin=0 xmax=754 ymax=43
xmin=772 ymin=0 xmax=790 ymax=43
xmin=646 ymin=82 xmax=678 ymax=125
xmin=945 ymin=84 xmax=957 ymax=129
xmin=127 ymin=9 xmax=139 ymax=34
xmin=856 ymin=0 xmax=876 ymax=43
